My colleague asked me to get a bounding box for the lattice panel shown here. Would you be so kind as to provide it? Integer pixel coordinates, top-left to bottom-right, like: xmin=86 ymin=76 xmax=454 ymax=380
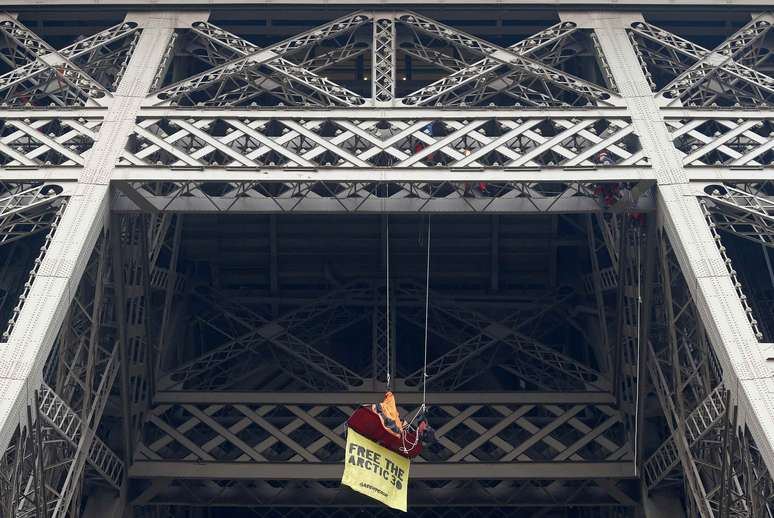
xmin=139 ymin=401 xmax=627 ymax=465
xmin=161 ymin=283 xmax=370 ymax=392
xmin=668 ymin=116 xmax=774 ymax=166
xmin=123 ymin=115 xmax=646 ymax=169
xmin=151 ymin=12 xmax=618 ymax=108
xmin=67 ymin=23 xmax=140 ymax=92
xmin=396 ymin=13 xmax=615 ymax=107
xmin=0 ymin=19 xmax=140 ymax=107
xmin=154 ymin=13 xmax=372 ymax=105
xmin=372 ymin=18 xmax=395 ymax=103
xmin=0 ymin=117 xmax=100 ymax=166
xmin=627 ymin=17 xmax=774 ymax=107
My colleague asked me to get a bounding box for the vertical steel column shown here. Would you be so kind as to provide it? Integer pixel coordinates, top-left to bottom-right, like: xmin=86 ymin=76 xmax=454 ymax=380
xmin=156 ymin=214 xmax=183 ymax=373
xmin=636 ymin=215 xmax=657 ymax=472
xmin=0 ymin=12 xmax=183 ymax=459
xmin=372 ymin=14 xmax=396 ymax=104
xmin=112 ymin=213 xmax=153 ymax=467
xmin=585 ymin=215 xmax=611 ymax=375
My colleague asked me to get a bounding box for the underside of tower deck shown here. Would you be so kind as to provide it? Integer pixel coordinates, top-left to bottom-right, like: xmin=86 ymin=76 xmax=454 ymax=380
xmin=1 ymin=2 xmax=774 ymax=517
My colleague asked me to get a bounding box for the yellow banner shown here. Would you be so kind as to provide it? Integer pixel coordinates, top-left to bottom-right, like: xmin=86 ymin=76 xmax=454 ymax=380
xmin=341 ymin=428 xmax=410 ymax=512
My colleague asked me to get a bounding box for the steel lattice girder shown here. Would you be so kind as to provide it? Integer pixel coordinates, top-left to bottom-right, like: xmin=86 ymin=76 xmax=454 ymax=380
xmin=184 ymin=21 xmax=366 ymax=107
xmin=152 ymin=12 xmax=618 ymax=108
xmin=112 ymin=179 xmax=654 ymax=214
xmin=132 ymin=391 xmax=631 ymax=480
xmin=627 ymin=17 xmax=774 ymax=106
xmin=119 ymin=109 xmax=648 ymax=170
xmin=0 ymin=16 xmax=139 ymax=107
xmin=152 ymin=12 xmax=373 ymax=105
xmin=138 ymin=508 xmax=636 ymax=518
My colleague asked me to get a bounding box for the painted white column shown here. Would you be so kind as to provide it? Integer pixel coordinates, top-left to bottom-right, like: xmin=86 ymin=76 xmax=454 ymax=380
xmin=0 ymin=10 xmax=206 ymax=458
xmin=567 ymin=8 xmax=774 ymax=479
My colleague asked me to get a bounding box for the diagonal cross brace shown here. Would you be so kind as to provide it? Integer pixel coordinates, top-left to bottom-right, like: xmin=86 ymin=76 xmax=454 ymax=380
xmin=0 ymin=16 xmax=110 ymax=103
xmin=658 ymin=15 xmax=773 ymax=104
xmin=643 ymin=383 xmax=727 ymax=490
xmin=403 ymin=20 xmax=581 ymax=106
xmin=58 ymin=21 xmax=140 ymax=61
xmin=0 ymin=185 xmax=64 ymax=247
xmin=398 ymin=12 xmax=614 ymax=106
xmin=399 ymin=284 xmax=604 ymax=391
xmin=161 ymin=283 xmax=371 ymax=391
xmin=153 ymin=12 xmax=372 ymax=104
xmin=188 ymin=21 xmax=365 ymax=106
xmin=629 ymin=17 xmax=774 ymax=105
xmin=37 ymin=377 xmax=123 ymax=491
xmin=200 ymin=289 xmax=367 ymax=390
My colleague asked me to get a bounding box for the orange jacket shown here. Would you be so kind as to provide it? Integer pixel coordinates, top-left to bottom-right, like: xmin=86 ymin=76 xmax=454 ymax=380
xmin=371 ymin=391 xmax=403 ymax=437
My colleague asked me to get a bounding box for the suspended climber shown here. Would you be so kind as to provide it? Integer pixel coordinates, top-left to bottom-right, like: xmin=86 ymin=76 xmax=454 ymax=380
xmin=348 ymin=391 xmax=435 ymax=459
xmin=341 ymin=216 xmax=436 ymax=512
xmin=347 ymin=214 xmax=435 ymax=459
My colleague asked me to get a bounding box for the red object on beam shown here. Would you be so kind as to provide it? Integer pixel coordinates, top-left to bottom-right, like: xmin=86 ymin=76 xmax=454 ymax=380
xmin=347 ymin=407 xmax=424 ymax=459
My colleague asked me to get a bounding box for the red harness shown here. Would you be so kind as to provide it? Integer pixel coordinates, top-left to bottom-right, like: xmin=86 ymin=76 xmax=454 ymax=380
xmin=348 ymin=406 xmax=424 ymax=459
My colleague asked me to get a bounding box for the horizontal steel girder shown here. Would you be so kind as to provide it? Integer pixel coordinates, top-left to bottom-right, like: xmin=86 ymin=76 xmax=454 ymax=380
xmin=112 ymin=180 xmax=655 ymax=214
xmin=135 ymin=391 xmax=630 ymax=483
xmin=130 ymin=478 xmax=637 ymax=508
xmin=129 ymin=461 xmax=635 ymax=480
xmin=154 ymin=391 xmax=617 ymax=405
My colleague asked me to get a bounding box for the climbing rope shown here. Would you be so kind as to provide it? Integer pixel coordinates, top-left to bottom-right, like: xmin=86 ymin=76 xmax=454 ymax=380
xmin=400 ymin=215 xmax=431 ymax=454
xmin=422 ymin=214 xmax=431 ymax=411
xmin=386 ymin=216 xmax=391 ymax=391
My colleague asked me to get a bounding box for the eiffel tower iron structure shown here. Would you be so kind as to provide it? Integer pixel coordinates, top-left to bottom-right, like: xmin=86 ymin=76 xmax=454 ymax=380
xmin=0 ymin=2 xmax=773 ymax=517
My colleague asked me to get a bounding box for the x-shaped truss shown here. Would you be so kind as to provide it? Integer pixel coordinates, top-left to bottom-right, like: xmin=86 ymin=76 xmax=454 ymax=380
xmin=137 ymin=395 xmax=629 ymax=468
xmin=153 ymin=12 xmax=372 ymax=106
xmin=398 ymin=284 xmax=606 ymax=392
xmin=123 ymin=113 xmax=646 ymax=168
xmin=397 ymin=12 xmax=616 ymax=107
xmin=0 ymin=17 xmax=139 ymax=106
xmin=183 ymin=21 xmax=366 ymax=107
xmin=667 ymin=115 xmax=774 ymax=167
xmin=628 ymin=15 xmax=774 ymax=106
xmin=161 ymin=282 xmax=372 ymax=391
xmin=152 ymin=11 xmax=618 ymax=108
